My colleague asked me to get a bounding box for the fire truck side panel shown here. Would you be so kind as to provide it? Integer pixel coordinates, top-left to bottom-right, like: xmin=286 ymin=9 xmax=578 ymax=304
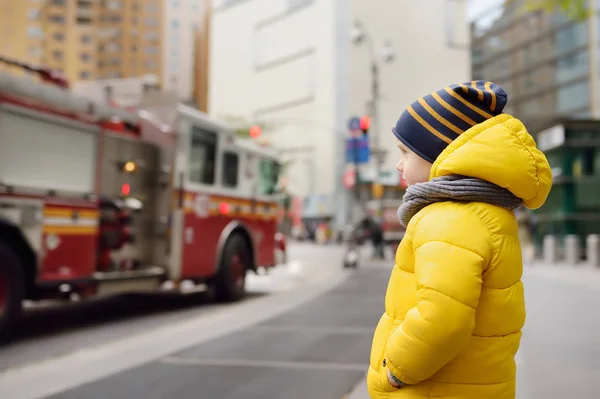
xmin=40 ymin=202 xmax=98 ymax=281
xmin=0 ymin=102 xmax=101 ymax=283
xmin=0 ymin=103 xmax=99 ymax=194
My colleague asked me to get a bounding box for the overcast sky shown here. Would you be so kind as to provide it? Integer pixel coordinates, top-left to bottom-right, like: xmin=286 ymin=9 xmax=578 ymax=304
xmin=468 ymin=0 xmax=505 ymax=21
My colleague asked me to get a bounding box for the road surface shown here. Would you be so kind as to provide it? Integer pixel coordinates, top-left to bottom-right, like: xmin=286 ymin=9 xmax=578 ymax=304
xmin=1 ymin=244 xmax=600 ymax=398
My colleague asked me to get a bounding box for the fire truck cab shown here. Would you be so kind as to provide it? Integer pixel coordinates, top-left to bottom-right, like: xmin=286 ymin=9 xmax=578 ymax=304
xmin=0 ymin=72 xmax=285 ymax=340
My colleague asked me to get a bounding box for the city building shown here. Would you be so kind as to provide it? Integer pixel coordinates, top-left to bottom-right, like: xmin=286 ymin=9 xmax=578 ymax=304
xmin=471 ymin=1 xmax=600 ymax=254
xmin=163 ymin=0 xmax=209 ymax=101
xmin=0 ymin=0 xmax=163 ymax=86
xmin=209 ymin=0 xmax=470 ymax=229
xmin=471 ymin=0 xmax=597 ymax=131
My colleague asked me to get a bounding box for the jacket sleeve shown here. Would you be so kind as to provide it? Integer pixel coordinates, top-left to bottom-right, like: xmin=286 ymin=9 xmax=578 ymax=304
xmin=384 ymin=211 xmax=492 ymax=385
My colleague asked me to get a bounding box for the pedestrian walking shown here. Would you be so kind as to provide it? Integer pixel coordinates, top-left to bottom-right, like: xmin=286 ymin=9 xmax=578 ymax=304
xmin=366 ymin=81 xmax=552 ymax=398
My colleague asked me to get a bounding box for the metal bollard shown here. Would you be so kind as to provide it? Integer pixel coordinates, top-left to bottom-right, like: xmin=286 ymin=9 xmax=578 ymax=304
xmin=587 ymin=234 xmax=600 ymax=267
xmin=565 ymin=235 xmax=581 ymax=265
xmin=543 ymin=235 xmax=558 ymax=264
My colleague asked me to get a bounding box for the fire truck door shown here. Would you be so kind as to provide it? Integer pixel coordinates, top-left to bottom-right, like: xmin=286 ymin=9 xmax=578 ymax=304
xmin=99 ymin=135 xmax=162 ymax=268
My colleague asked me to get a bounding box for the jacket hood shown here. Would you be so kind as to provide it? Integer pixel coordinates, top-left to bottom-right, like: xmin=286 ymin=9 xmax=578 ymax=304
xmin=430 ymin=113 xmax=552 ymax=210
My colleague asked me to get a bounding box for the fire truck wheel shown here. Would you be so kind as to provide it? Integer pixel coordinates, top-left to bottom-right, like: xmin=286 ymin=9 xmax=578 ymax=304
xmin=0 ymin=243 xmax=25 ymax=342
xmin=214 ymin=234 xmax=250 ymax=302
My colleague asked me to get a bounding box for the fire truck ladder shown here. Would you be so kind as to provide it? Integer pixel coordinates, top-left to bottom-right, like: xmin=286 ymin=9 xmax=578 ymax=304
xmin=0 ymin=55 xmax=139 ymax=126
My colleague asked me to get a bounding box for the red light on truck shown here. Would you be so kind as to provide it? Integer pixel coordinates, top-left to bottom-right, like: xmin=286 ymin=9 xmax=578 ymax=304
xmin=121 ymin=183 xmax=131 ymax=196
xmin=218 ymin=202 xmax=230 ymax=215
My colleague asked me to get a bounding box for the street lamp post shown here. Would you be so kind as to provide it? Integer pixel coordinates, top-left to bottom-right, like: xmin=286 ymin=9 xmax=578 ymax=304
xmin=350 ymin=21 xmax=395 ymax=217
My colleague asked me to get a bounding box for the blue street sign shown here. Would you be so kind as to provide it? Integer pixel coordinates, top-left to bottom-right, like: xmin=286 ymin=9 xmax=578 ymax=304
xmin=345 ymin=137 xmax=370 ymax=164
xmin=348 ymin=117 xmax=361 ymax=132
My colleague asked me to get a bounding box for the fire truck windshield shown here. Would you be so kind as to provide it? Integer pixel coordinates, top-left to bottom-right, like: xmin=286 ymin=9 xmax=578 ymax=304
xmin=258 ymin=159 xmax=280 ymax=195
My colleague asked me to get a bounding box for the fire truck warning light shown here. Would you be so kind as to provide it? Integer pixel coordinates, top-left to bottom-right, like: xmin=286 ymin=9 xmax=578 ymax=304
xmin=123 ymin=161 xmax=137 ymax=173
xmin=218 ymin=202 xmax=230 ymax=215
xmin=121 ymin=183 xmax=131 ymax=196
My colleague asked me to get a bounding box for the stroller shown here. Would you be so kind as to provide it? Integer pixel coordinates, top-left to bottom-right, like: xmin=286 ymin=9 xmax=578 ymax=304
xmin=342 ymin=226 xmax=363 ymax=269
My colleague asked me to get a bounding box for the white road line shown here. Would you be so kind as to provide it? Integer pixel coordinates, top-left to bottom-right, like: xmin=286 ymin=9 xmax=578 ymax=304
xmin=0 ymin=272 xmax=350 ymax=399
xmin=161 ymin=356 xmax=368 ymax=372
xmin=516 ymin=350 xmax=530 ymax=399
xmin=249 ymin=325 xmax=375 ymax=334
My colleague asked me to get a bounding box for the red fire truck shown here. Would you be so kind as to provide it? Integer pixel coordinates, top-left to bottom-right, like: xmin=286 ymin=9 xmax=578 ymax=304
xmin=0 ymin=71 xmax=286 ymax=339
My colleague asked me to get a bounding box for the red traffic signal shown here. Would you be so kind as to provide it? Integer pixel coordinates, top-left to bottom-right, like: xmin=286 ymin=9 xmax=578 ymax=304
xmin=249 ymin=125 xmax=262 ymax=138
xmin=359 ymin=116 xmax=371 ymax=131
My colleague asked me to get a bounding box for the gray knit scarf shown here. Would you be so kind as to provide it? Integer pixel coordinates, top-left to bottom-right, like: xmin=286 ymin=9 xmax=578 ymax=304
xmin=397 ymin=175 xmax=523 ymax=227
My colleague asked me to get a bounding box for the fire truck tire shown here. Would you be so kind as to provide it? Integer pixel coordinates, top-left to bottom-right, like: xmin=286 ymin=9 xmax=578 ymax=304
xmin=214 ymin=234 xmax=250 ymax=302
xmin=0 ymin=243 xmax=25 ymax=342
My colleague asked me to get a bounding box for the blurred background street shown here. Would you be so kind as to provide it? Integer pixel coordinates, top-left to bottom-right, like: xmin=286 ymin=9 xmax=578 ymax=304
xmin=1 ymin=0 xmax=600 ymax=398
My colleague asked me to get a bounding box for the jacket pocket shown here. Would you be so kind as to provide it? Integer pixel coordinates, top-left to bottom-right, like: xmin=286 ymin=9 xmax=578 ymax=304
xmin=378 ymin=358 xmax=401 ymax=393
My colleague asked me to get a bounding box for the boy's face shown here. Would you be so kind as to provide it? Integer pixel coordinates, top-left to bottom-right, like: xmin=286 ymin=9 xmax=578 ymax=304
xmin=395 ymin=139 xmax=432 ymax=186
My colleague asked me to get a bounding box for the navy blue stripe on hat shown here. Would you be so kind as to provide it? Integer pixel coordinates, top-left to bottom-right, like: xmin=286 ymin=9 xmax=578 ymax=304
xmin=422 ymin=94 xmax=473 ymax=133
xmin=412 ymin=98 xmax=461 ymax=142
xmin=435 ymin=88 xmax=488 ymax=125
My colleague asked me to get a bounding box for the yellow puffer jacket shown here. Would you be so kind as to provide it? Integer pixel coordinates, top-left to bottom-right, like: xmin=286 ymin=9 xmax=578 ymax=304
xmin=367 ymin=114 xmax=552 ymax=399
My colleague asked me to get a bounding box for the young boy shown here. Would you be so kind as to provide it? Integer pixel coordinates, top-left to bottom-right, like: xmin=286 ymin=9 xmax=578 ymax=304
xmin=366 ymin=81 xmax=552 ymax=399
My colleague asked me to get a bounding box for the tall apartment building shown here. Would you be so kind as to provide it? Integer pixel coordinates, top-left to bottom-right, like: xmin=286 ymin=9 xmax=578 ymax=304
xmin=471 ymin=0 xmax=597 ymax=131
xmin=163 ymin=0 xmax=208 ymax=101
xmin=0 ymin=0 xmax=163 ymax=86
xmin=210 ymin=0 xmax=470 ymax=228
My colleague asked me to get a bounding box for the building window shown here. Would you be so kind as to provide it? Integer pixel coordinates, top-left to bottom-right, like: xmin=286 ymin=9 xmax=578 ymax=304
xmin=144 ymin=32 xmax=159 ymax=40
xmin=49 ymin=15 xmax=65 ymax=23
xmin=145 ymin=4 xmax=158 ymax=12
xmin=28 ymin=46 xmax=43 ymax=57
xmin=144 ymin=46 xmax=159 ymax=54
xmin=106 ymin=42 xmax=121 ymax=52
xmin=171 ymin=20 xmax=179 ymax=28
xmin=107 ymin=0 xmax=121 ymax=10
xmin=51 ymin=0 xmax=66 ymax=5
xmin=110 ymin=15 xmax=121 ymax=23
xmin=131 ymin=45 xmax=138 ymax=52
xmin=144 ymin=60 xmax=157 ymax=69
xmin=145 ymin=18 xmax=158 ymax=27
xmin=53 ymin=32 xmax=64 ymax=41
xmin=80 ymin=53 xmax=91 ymax=62
xmin=53 ymin=50 xmax=63 ymax=60
xmin=28 ymin=9 xmax=41 ymax=20
xmin=222 ymin=152 xmax=239 ymax=188
xmin=80 ymin=71 xmax=90 ymax=80
xmin=189 ymin=127 xmax=218 ymax=185
xmin=81 ymin=34 xmax=92 ymax=44
xmin=131 ymin=17 xmax=138 ymax=24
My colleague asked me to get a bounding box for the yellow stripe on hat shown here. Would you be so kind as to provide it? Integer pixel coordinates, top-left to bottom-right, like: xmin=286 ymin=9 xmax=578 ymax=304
xmin=417 ymin=98 xmax=463 ymax=135
xmin=470 ymin=81 xmax=484 ymax=101
xmin=447 ymin=86 xmax=494 ymax=119
xmin=484 ymin=81 xmax=497 ymax=112
xmin=431 ymin=92 xmax=477 ymax=126
xmin=406 ymin=105 xmax=453 ymax=144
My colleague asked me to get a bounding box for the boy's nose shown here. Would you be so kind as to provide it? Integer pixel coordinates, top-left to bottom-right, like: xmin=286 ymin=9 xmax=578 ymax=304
xmin=396 ymin=160 xmax=403 ymax=172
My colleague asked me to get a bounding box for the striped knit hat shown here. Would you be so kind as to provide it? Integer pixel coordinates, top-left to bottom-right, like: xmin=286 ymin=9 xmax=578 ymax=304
xmin=392 ymin=81 xmax=508 ymax=163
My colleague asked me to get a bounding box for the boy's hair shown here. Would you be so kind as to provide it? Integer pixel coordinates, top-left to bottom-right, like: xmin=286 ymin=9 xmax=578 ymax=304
xmin=392 ymin=81 xmax=508 ymax=163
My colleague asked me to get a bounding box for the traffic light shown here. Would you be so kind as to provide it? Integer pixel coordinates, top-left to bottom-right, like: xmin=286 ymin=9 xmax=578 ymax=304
xmin=359 ymin=116 xmax=371 ymax=136
xmin=249 ymin=125 xmax=262 ymax=138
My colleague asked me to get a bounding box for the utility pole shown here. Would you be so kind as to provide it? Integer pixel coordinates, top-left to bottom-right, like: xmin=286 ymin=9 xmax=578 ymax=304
xmin=350 ymin=21 xmax=394 ymax=219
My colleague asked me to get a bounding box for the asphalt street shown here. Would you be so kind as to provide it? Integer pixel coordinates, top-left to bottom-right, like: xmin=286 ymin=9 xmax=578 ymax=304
xmin=45 ymin=267 xmax=388 ymax=399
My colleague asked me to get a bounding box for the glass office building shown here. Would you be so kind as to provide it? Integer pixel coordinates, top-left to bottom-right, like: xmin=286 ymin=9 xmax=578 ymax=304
xmin=471 ymin=0 xmax=599 ymax=131
xmin=472 ymin=1 xmax=600 ymax=254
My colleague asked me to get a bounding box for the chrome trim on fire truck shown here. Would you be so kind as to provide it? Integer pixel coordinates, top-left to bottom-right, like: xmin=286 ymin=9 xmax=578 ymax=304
xmin=214 ymin=220 xmax=258 ymax=272
xmin=93 ymin=266 xmax=165 ymax=281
